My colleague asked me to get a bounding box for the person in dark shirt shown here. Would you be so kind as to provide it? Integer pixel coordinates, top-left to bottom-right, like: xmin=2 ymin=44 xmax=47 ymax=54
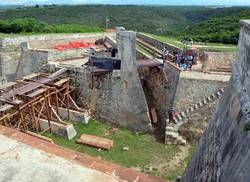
xmin=168 ymin=108 xmax=176 ymax=123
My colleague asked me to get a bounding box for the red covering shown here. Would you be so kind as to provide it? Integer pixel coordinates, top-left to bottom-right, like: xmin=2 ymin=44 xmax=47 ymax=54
xmin=53 ymin=41 xmax=95 ymax=51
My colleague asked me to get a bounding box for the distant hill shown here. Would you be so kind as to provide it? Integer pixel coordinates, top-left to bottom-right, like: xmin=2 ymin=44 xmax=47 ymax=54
xmin=180 ymin=9 xmax=250 ymax=44
xmin=0 ymin=5 xmax=249 ymax=44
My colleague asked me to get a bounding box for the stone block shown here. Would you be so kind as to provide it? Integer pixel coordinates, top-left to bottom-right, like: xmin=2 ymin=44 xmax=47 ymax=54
xmin=58 ymin=107 xmax=90 ymax=124
xmin=39 ymin=118 xmax=76 ymax=140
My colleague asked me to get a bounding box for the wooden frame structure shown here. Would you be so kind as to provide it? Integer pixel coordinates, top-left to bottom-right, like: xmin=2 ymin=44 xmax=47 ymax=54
xmin=0 ymin=69 xmax=84 ymax=134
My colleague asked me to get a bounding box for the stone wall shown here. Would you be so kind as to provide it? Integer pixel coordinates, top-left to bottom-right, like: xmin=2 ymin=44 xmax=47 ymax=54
xmin=0 ymin=47 xmax=21 ymax=82
xmin=15 ymin=43 xmax=48 ymax=79
xmin=0 ymin=33 xmax=114 ymax=48
xmin=163 ymin=61 xmax=182 ymax=108
xmin=173 ymin=71 xmax=230 ymax=113
xmin=65 ymin=30 xmax=152 ymax=132
xmin=181 ymin=20 xmax=250 ymax=182
xmin=136 ymin=33 xmax=182 ymax=54
xmin=178 ymin=100 xmax=218 ymax=142
xmin=138 ymin=67 xmax=169 ymax=131
xmin=69 ymin=67 xmax=152 ymax=132
xmin=0 ymin=33 xmax=112 ymax=82
xmin=202 ymin=51 xmax=236 ymax=72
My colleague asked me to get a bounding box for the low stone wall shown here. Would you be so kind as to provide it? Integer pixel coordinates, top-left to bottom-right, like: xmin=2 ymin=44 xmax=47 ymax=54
xmin=47 ymin=48 xmax=87 ymax=62
xmin=0 ymin=33 xmax=114 ymax=48
xmin=202 ymin=51 xmax=236 ymax=72
xmin=137 ymin=33 xmax=182 ymax=54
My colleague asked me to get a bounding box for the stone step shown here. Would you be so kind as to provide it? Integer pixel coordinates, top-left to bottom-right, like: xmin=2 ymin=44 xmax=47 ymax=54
xmin=190 ymin=107 xmax=194 ymax=112
xmin=194 ymin=104 xmax=199 ymax=110
xmin=173 ymin=116 xmax=180 ymax=123
xmin=180 ymin=112 xmax=186 ymax=118
xmin=203 ymin=98 xmax=208 ymax=105
xmin=176 ymin=114 xmax=183 ymax=121
xmin=198 ymin=102 xmax=203 ymax=107
xmin=165 ymin=126 xmax=175 ymax=132
xmin=216 ymin=91 xmax=222 ymax=97
xmin=211 ymin=93 xmax=218 ymax=99
xmin=207 ymin=96 xmax=213 ymax=102
xmin=165 ymin=131 xmax=179 ymax=138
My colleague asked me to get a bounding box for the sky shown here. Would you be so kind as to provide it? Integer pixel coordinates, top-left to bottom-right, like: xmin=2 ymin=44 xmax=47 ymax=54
xmin=0 ymin=0 xmax=250 ymax=6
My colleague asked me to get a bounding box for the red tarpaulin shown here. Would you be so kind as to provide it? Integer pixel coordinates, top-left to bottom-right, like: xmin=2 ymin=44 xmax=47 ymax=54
xmin=53 ymin=41 xmax=95 ymax=51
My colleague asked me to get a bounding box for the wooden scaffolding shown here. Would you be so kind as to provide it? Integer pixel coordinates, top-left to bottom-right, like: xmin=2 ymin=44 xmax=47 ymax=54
xmin=0 ymin=69 xmax=85 ymax=134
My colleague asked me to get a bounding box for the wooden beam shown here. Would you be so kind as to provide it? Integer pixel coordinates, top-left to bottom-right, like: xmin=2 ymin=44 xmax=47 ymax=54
xmin=21 ymin=73 xmax=40 ymax=80
xmin=0 ymin=82 xmax=16 ymax=90
xmin=76 ymin=134 xmax=114 ymax=150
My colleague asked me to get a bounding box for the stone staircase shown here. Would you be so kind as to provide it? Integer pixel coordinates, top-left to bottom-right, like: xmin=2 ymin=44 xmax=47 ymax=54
xmin=165 ymin=126 xmax=187 ymax=146
xmin=165 ymin=87 xmax=225 ymax=145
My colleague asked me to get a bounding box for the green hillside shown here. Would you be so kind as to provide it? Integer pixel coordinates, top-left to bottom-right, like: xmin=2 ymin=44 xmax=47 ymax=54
xmin=0 ymin=5 xmax=249 ymax=44
xmin=0 ymin=5 xmax=189 ymax=35
xmin=180 ymin=10 xmax=250 ymax=44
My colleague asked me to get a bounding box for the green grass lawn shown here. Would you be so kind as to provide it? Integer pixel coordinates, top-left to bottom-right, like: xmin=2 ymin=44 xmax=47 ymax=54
xmin=146 ymin=33 xmax=237 ymax=52
xmin=43 ymin=119 xmax=193 ymax=180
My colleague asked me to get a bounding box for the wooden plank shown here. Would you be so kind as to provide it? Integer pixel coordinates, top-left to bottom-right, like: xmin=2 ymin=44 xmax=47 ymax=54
xmin=26 ymin=131 xmax=54 ymax=144
xmin=21 ymin=73 xmax=40 ymax=80
xmin=26 ymin=88 xmax=46 ymax=97
xmin=0 ymin=82 xmax=16 ymax=90
xmin=54 ymin=78 xmax=69 ymax=87
xmin=150 ymin=108 xmax=158 ymax=124
xmin=76 ymin=134 xmax=114 ymax=150
xmin=104 ymin=42 xmax=112 ymax=49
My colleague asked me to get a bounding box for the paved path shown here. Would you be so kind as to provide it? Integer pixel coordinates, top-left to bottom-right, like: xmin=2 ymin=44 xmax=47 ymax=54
xmin=0 ymin=126 xmax=167 ymax=182
xmin=0 ymin=134 xmax=121 ymax=182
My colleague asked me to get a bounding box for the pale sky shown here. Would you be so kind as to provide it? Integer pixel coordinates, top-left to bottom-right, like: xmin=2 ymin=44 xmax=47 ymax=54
xmin=0 ymin=0 xmax=250 ymax=6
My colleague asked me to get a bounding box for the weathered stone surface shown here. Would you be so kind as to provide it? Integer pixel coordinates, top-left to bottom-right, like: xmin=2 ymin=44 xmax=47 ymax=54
xmin=181 ymin=20 xmax=250 ymax=182
xmin=138 ymin=66 xmax=171 ymax=132
xmin=202 ymin=51 xmax=236 ymax=72
xmin=173 ymin=71 xmax=229 ymax=113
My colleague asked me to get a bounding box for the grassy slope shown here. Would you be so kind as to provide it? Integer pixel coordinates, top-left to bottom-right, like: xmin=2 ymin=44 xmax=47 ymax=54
xmin=43 ymin=119 xmax=193 ymax=180
xmin=147 ymin=33 xmax=236 ymax=52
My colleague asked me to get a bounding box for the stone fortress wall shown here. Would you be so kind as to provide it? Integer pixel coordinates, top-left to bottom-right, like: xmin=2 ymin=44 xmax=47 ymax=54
xmin=181 ymin=20 xmax=250 ymax=182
